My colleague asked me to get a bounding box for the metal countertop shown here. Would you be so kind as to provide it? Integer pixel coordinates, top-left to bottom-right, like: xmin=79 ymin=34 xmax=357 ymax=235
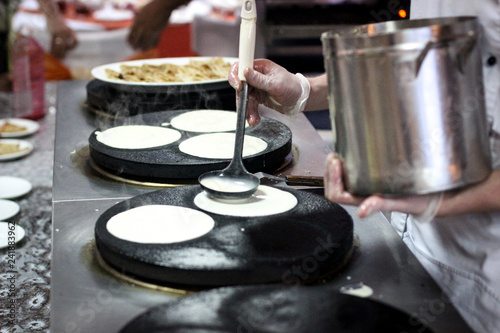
xmin=50 ymin=80 xmax=473 ymax=333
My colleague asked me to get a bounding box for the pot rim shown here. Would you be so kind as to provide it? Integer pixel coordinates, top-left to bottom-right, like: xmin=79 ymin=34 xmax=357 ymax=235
xmin=321 ymin=16 xmax=479 ymax=47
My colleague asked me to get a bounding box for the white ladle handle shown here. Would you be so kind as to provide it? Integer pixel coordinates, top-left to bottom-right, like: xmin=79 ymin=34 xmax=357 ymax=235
xmin=238 ymin=0 xmax=257 ymax=81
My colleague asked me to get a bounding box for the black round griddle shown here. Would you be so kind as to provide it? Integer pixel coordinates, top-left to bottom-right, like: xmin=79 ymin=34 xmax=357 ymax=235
xmin=86 ymin=79 xmax=236 ymax=117
xmin=119 ymin=284 xmax=435 ymax=333
xmin=88 ymin=110 xmax=293 ymax=182
xmin=95 ymin=185 xmax=353 ymax=288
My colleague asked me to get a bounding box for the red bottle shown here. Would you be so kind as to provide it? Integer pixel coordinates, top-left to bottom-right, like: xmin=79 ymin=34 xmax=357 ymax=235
xmin=12 ymin=27 xmax=46 ymax=120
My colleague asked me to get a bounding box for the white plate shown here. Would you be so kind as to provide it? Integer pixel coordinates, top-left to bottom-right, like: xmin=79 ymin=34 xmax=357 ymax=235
xmin=93 ymin=5 xmax=134 ymax=21
xmin=91 ymin=56 xmax=237 ymax=87
xmin=0 ymin=176 xmax=32 ymax=199
xmin=0 ymin=221 xmax=26 ymax=249
xmin=0 ymin=200 xmax=20 ymax=220
xmin=19 ymin=0 xmax=39 ymax=11
xmin=0 ymin=139 xmax=33 ymax=161
xmin=66 ymin=19 xmax=105 ymax=32
xmin=0 ymin=118 xmax=40 ymax=138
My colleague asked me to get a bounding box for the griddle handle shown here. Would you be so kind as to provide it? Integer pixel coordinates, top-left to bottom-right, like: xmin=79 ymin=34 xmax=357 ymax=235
xmin=286 ymin=175 xmax=324 ymax=187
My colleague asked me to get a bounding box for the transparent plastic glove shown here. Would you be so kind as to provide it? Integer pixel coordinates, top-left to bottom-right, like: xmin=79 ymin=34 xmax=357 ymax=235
xmin=324 ymin=153 xmax=443 ymax=220
xmin=411 ymin=193 xmax=444 ymax=223
xmin=228 ymin=59 xmax=310 ymax=126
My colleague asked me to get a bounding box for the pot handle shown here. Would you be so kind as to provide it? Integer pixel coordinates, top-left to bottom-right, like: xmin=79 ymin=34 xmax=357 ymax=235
xmin=451 ymin=31 xmax=478 ymax=74
xmin=413 ymin=41 xmax=434 ymax=77
xmin=413 ymin=31 xmax=478 ymax=76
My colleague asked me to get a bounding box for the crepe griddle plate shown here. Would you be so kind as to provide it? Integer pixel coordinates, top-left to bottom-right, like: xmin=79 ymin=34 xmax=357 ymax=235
xmin=86 ymin=79 xmax=236 ymax=117
xmin=95 ymin=185 xmax=353 ymax=288
xmin=119 ymin=284 xmax=435 ymax=333
xmin=88 ymin=110 xmax=292 ymax=182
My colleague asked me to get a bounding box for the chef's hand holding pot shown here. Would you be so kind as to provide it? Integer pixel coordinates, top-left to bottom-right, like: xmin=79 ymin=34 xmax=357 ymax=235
xmin=324 ymin=154 xmax=500 ymax=220
xmin=229 ymin=59 xmax=329 ymax=126
xmin=230 ymin=59 xmax=500 ymax=219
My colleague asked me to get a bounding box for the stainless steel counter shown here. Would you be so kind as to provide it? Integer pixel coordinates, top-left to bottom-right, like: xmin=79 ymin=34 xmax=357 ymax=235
xmin=50 ymin=80 xmax=473 ymax=333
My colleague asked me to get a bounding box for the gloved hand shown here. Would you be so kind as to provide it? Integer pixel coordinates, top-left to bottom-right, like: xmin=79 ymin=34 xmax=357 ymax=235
xmin=228 ymin=59 xmax=310 ymax=126
xmin=324 ymin=153 xmax=443 ymax=222
xmin=127 ymin=0 xmax=191 ymax=50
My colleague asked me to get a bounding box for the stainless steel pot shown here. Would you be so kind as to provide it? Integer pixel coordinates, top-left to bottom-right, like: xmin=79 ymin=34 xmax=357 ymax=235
xmin=321 ymin=16 xmax=491 ymax=196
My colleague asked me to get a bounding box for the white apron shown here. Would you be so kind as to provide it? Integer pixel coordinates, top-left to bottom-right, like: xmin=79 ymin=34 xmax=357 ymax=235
xmin=391 ymin=1 xmax=500 ymax=332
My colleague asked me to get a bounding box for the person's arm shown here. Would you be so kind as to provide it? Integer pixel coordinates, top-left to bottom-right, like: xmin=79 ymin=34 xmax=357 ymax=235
xmin=37 ymin=0 xmax=77 ymax=59
xmin=324 ymin=154 xmax=500 ymax=218
xmin=304 ymin=74 xmax=329 ymax=111
xmin=228 ymin=59 xmax=330 ymax=126
xmin=127 ymin=0 xmax=191 ymax=51
xmin=438 ymin=169 xmax=500 ymax=216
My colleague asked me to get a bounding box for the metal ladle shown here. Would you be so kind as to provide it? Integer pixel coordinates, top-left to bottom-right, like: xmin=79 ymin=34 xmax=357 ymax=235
xmin=198 ymin=0 xmax=259 ymax=200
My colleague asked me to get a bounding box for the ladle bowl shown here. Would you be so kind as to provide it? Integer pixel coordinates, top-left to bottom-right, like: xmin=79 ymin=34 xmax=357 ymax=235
xmin=199 ymin=169 xmax=260 ymax=200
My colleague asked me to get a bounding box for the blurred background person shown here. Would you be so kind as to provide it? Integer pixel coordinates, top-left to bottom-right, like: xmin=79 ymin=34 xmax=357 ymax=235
xmin=1 ymin=0 xmax=76 ymax=91
xmin=127 ymin=0 xmax=191 ymax=51
xmin=37 ymin=0 xmax=78 ymax=59
xmin=127 ymin=0 xmax=241 ymax=59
